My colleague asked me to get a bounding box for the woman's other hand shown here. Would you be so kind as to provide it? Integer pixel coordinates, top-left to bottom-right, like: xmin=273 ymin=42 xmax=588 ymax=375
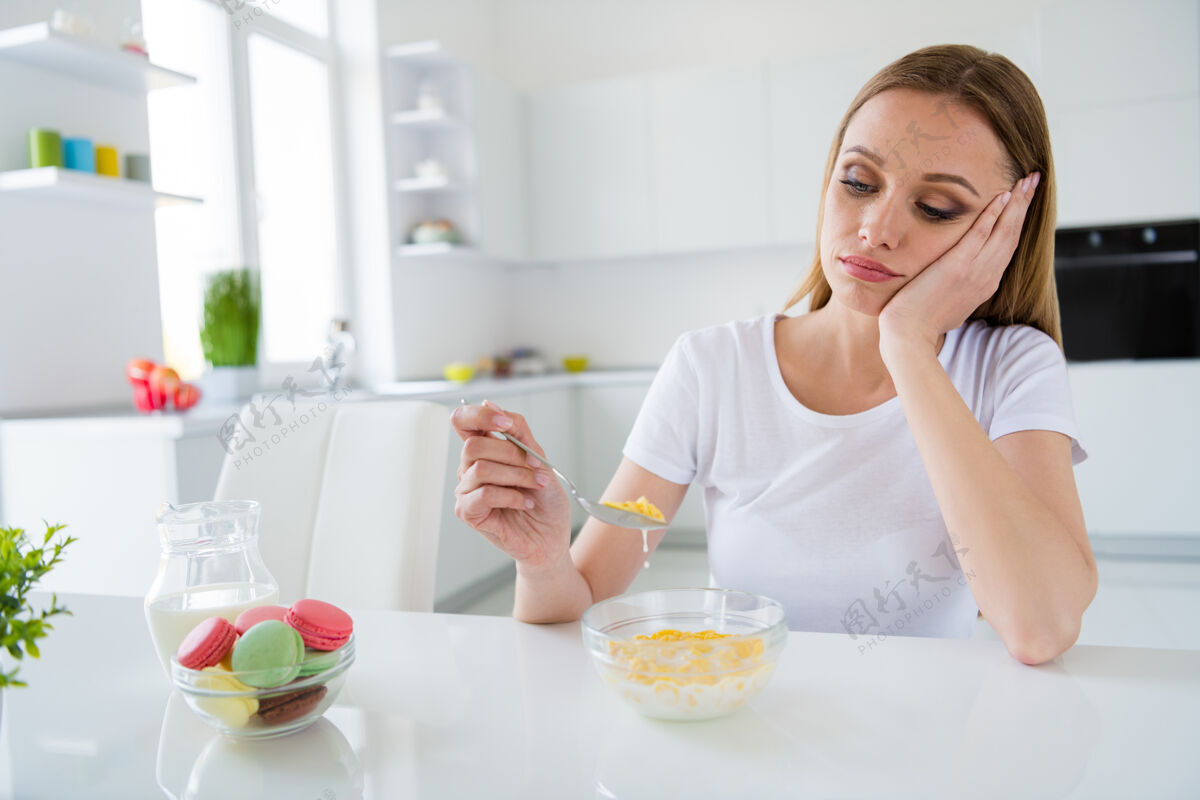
xmin=450 ymin=400 xmax=573 ymax=573
xmin=878 ymin=171 xmax=1040 ymax=358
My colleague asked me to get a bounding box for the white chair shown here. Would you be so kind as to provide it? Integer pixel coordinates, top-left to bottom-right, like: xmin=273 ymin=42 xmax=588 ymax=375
xmin=213 ymin=397 xmax=450 ymax=611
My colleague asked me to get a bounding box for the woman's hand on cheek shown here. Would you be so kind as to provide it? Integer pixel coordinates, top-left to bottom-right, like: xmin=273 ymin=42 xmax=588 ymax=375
xmin=877 ymin=171 xmax=1040 ymax=362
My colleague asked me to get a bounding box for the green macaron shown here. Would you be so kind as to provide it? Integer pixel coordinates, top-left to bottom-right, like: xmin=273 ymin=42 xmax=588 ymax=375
xmin=231 ymin=619 xmax=304 ymax=688
xmin=297 ymin=647 xmax=341 ymax=677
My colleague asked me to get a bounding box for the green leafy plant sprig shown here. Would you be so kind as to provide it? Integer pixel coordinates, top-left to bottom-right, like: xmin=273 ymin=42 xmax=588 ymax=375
xmin=0 ymin=523 xmax=76 ymax=688
xmin=200 ymin=268 xmax=261 ymax=368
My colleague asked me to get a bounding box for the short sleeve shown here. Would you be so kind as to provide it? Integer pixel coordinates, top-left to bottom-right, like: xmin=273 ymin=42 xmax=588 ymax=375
xmin=622 ymin=334 xmax=700 ymax=485
xmin=988 ymin=326 xmax=1088 ymax=465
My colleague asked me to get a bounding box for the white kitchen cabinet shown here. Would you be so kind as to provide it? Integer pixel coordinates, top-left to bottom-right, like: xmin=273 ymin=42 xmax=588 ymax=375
xmin=1068 ymin=361 xmax=1200 ymax=536
xmin=576 ymin=382 xmax=705 ymax=544
xmin=473 ymin=70 xmax=528 ymax=261
xmin=576 ymin=384 xmax=642 ymax=506
xmin=0 ymin=410 xmax=232 ymax=598
xmin=767 ymin=54 xmax=878 ymax=245
xmin=1037 ymin=0 xmax=1200 ymax=226
xmin=528 ymin=75 xmax=654 ymax=261
xmin=1048 ymin=97 xmax=1200 ymax=227
xmin=1037 ymin=0 xmax=1199 ymax=109
xmin=649 ymin=63 xmax=770 ymax=253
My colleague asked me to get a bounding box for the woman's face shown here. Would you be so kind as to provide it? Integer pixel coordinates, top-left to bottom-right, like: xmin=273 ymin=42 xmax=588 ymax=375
xmin=819 ymin=88 xmax=1017 ymax=317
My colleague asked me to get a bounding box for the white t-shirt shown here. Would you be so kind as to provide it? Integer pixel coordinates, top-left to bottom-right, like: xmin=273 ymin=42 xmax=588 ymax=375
xmin=623 ymin=314 xmax=1086 ymax=640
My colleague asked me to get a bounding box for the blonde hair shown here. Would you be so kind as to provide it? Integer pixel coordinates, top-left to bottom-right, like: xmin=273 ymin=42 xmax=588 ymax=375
xmin=783 ymin=44 xmax=1062 ymax=347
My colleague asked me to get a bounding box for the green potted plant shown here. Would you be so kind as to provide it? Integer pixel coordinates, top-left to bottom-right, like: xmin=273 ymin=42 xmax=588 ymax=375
xmin=1 ymin=523 xmax=76 ymax=709
xmin=199 ymin=268 xmax=261 ymax=403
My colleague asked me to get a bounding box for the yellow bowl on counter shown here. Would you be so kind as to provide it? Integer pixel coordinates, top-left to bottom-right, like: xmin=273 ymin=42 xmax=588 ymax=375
xmin=443 ymin=363 xmax=476 ymax=384
xmin=562 ymin=355 xmax=589 ymax=373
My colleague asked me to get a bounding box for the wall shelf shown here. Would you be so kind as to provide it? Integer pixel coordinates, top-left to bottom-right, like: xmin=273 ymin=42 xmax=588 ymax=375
xmin=394 ymin=176 xmax=461 ymax=193
xmin=0 ymin=22 xmax=196 ymax=92
xmin=0 ymin=167 xmax=202 ymax=208
xmin=389 ymin=108 xmax=466 ymax=129
xmin=386 ymin=42 xmax=482 ymax=261
xmin=385 ymin=40 xmax=460 ymax=67
xmin=385 ymin=41 xmax=524 ymax=264
xmin=395 ymin=242 xmax=480 ymax=259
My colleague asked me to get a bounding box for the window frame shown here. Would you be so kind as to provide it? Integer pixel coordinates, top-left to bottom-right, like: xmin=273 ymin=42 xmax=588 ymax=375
xmin=223 ymin=0 xmax=352 ymax=388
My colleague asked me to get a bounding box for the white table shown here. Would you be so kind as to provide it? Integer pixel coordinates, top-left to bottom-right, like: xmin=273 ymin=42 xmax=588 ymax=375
xmin=1 ymin=593 xmax=1197 ymax=799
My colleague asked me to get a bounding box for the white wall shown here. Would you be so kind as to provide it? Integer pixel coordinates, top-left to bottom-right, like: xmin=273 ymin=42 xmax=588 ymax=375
xmin=511 ymin=246 xmax=809 ymax=367
xmin=389 ymin=259 xmax=515 ymax=377
xmin=487 ymin=0 xmax=1040 ymax=92
xmin=332 ymin=0 xmax=397 ymax=389
xmin=376 ymin=0 xmax=501 ymax=77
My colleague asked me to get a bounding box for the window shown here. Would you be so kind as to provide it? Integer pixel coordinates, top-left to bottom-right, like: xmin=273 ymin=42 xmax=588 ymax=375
xmin=143 ymin=0 xmax=344 ymax=383
xmin=143 ymin=0 xmax=241 ymax=379
xmin=255 ymin=0 xmax=328 ymax=37
xmin=245 ymin=31 xmax=339 ymax=363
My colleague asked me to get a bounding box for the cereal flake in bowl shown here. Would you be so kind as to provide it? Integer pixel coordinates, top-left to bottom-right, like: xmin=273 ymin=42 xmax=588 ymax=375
xmin=581 ymin=588 xmax=787 ymax=721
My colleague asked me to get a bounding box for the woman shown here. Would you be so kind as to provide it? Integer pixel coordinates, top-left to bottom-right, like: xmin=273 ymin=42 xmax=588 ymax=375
xmin=450 ymin=44 xmax=1097 ymax=665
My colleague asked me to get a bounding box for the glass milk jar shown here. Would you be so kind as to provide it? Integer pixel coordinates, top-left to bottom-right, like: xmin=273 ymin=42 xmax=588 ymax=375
xmin=144 ymin=500 xmax=279 ymax=673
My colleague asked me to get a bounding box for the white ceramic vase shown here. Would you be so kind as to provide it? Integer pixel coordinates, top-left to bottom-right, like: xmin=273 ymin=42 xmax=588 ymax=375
xmin=200 ymin=365 xmax=259 ymax=405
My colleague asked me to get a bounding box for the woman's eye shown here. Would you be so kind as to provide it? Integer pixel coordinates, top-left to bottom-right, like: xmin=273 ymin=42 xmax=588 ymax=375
xmin=839 ymin=177 xmax=959 ymax=222
xmin=917 ymin=202 xmax=958 ymax=221
xmin=839 ymin=178 xmax=871 ymax=194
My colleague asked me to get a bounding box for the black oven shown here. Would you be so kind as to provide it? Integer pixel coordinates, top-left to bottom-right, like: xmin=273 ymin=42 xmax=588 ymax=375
xmin=1054 ymin=219 xmax=1200 ymax=361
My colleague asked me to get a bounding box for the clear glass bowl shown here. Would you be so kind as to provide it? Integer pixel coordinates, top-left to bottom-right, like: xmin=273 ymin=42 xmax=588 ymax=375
xmin=581 ymin=588 xmax=787 ymax=721
xmin=170 ymin=635 xmax=354 ymax=739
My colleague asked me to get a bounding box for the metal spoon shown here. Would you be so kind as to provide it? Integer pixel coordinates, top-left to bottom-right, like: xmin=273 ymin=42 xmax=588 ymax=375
xmin=487 ymin=430 xmax=667 ymax=531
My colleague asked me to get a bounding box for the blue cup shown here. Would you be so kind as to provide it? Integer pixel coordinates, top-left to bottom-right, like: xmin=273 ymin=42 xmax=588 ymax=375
xmin=63 ymin=138 xmax=95 ymax=172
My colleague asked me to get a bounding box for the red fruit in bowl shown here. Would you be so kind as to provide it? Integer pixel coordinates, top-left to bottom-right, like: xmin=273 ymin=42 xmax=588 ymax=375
xmin=148 ymin=366 xmax=180 ymax=410
xmin=126 ymin=358 xmax=156 ymax=385
xmin=132 ymin=382 xmax=155 ymax=413
xmin=174 ymin=382 xmax=201 ymax=411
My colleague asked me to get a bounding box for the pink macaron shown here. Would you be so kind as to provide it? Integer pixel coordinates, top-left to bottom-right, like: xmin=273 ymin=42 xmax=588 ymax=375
xmin=234 ymin=604 xmax=289 ymax=636
xmin=176 ymin=616 xmax=238 ymax=670
xmin=284 ymin=599 xmax=353 ymax=651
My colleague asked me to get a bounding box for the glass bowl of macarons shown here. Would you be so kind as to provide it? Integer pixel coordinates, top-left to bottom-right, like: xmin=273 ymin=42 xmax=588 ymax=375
xmin=170 ymin=598 xmax=355 ymax=739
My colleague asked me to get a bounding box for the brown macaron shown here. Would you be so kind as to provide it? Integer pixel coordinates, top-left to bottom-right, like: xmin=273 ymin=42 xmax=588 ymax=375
xmin=256 ymin=684 xmax=328 ymax=725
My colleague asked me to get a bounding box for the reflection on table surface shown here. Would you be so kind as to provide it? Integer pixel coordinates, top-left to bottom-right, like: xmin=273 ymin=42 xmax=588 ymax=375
xmin=157 ymin=694 xmax=363 ymax=799
xmin=1 ymin=592 xmax=1198 ymax=799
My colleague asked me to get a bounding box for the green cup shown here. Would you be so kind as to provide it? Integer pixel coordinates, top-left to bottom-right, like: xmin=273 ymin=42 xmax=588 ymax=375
xmin=27 ymin=128 xmax=63 ymax=168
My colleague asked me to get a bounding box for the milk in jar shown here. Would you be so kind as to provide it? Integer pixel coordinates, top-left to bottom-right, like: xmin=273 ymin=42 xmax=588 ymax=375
xmin=144 ymin=501 xmax=279 ymax=674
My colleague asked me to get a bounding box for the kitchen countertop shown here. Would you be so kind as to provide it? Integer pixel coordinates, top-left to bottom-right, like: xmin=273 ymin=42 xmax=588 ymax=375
xmin=372 ymin=367 xmax=658 ymax=399
xmin=0 ymin=399 xmax=247 ymax=437
xmin=0 ymin=370 xmax=659 ymax=437
xmin=2 ymin=592 xmax=1197 ymax=799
